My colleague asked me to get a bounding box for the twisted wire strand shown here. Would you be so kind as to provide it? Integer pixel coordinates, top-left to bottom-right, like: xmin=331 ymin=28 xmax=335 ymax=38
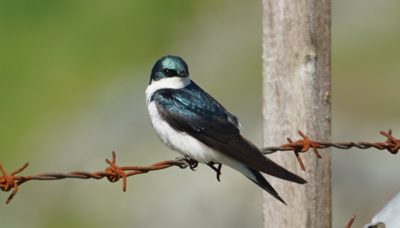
xmin=1 ymin=130 xmax=399 ymax=204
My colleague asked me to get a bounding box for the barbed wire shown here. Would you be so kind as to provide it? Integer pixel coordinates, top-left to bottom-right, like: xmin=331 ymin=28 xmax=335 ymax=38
xmin=0 ymin=152 xmax=190 ymax=204
xmin=261 ymin=130 xmax=400 ymax=170
xmin=1 ymin=130 xmax=399 ymax=204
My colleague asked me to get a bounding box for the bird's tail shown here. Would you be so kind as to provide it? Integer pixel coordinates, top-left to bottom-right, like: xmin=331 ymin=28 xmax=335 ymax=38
xmin=222 ymin=157 xmax=286 ymax=204
xmin=246 ymin=167 xmax=286 ymax=204
xmin=258 ymin=156 xmax=307 ymax=184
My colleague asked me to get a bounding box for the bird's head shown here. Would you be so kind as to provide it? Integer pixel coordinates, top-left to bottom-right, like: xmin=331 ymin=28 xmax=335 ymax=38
xmin=150 ymin=55 xmax=189 ymax=84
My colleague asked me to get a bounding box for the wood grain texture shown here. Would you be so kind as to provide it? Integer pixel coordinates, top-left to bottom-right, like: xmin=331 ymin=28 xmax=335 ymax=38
xmin=262 ymin=0 xmax=331 ymax=227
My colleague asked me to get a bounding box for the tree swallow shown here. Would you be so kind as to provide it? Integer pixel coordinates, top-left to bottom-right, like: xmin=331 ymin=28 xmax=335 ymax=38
xmin=146 ymin=55 xmax=306 ymax=204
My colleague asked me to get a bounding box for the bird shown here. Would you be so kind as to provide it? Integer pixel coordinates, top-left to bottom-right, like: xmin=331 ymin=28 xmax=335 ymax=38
xmin=145 ymin=55 xmax=307 ymax=204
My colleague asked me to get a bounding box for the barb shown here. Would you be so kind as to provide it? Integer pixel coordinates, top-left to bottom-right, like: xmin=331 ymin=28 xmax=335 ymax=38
xmin=345 ymin=215 xmax=357 ymax=228
xmin=1 ymin=130 xmax=399 ymax=204
xmin=261 ymin=130 xmax=400 ymax=171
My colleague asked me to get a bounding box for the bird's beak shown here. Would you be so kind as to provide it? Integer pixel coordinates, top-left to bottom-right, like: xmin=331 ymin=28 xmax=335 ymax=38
xmin=177 ymin=71 xmax=187 ymax=77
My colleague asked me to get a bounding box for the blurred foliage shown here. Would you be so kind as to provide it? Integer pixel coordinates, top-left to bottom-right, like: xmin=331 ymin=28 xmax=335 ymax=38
xmin=0 ymin=0 xmax=400 ymax=227
xmin=332 ymin=0 xmax=400 ymax=118
xmin=0 ymin=0 xmax=215 ymax=159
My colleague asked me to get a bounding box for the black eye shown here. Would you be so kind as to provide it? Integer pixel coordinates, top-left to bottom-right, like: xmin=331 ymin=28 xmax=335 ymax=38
xmin=163 ymin=68 xmax=178 ymax=77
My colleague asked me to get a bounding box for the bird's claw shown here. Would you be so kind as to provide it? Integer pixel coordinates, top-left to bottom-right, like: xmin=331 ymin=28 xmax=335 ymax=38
xmin=188 ymin=160 xmax=198 ymax=170
xmin=177 ymin=156 xmax=198 ymax=170
xmin=207 ymin=162 xmax=222 ymax=182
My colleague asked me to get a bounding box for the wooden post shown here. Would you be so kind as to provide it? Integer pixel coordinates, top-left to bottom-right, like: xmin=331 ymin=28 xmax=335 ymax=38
xmin=262 ymin=0 xmax=331 ymax=227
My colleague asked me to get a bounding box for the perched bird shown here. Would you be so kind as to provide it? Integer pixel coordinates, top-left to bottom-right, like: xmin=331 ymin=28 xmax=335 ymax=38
xmin=146 ymin=55 xmax=306 ymax=204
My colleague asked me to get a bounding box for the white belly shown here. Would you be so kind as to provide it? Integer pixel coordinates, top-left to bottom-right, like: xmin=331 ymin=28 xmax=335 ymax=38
xmin=147 ymin=101 xmax=219 ymax=162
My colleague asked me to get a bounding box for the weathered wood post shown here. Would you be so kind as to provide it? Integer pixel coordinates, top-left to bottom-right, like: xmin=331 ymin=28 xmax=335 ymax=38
xmin=262 ymin=0 xmax=331 ymax=227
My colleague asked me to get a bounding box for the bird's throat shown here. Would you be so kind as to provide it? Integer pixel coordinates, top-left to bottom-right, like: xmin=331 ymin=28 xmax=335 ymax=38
xmin=146 ymin=77 xmax=190 ymax=103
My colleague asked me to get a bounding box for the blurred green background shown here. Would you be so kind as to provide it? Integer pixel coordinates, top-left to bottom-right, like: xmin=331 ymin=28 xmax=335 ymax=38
xmin=1 ymin=0 xmax=399 ymax=227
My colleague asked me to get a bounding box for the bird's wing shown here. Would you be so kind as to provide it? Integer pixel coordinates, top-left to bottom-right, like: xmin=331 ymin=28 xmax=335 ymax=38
xmin=151 ymin=84 xmax=306 ymax=184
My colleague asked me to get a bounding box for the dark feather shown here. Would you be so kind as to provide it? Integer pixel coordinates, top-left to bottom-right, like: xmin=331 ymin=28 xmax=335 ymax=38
xmin=248 ymin=168 xmax=286 ymax=204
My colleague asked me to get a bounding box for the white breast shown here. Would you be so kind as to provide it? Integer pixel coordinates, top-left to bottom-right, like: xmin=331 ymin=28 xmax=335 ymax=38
xmin=147 ymin=101 xmax=219 ymax=162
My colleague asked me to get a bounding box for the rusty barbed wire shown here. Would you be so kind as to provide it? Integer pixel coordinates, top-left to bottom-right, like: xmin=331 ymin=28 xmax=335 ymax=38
xmin=0 ymin=151 xmax=190 ymax=204
xmin=1 ymin=130 xmax=399 ymax=204
xmin=261 ymin=130 xmax=400 ymax=171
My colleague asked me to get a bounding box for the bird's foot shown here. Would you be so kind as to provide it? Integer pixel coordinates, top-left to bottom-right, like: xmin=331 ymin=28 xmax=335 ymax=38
xmin=207 ymin=162 xmax=222 ymax=182
xmin=177 ymin=156 xmax=198 ymax=170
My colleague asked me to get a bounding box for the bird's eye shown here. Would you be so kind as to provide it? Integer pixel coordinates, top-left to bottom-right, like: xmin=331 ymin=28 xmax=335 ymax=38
xmin=163 ymin=69 xmax=177 ymax=77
